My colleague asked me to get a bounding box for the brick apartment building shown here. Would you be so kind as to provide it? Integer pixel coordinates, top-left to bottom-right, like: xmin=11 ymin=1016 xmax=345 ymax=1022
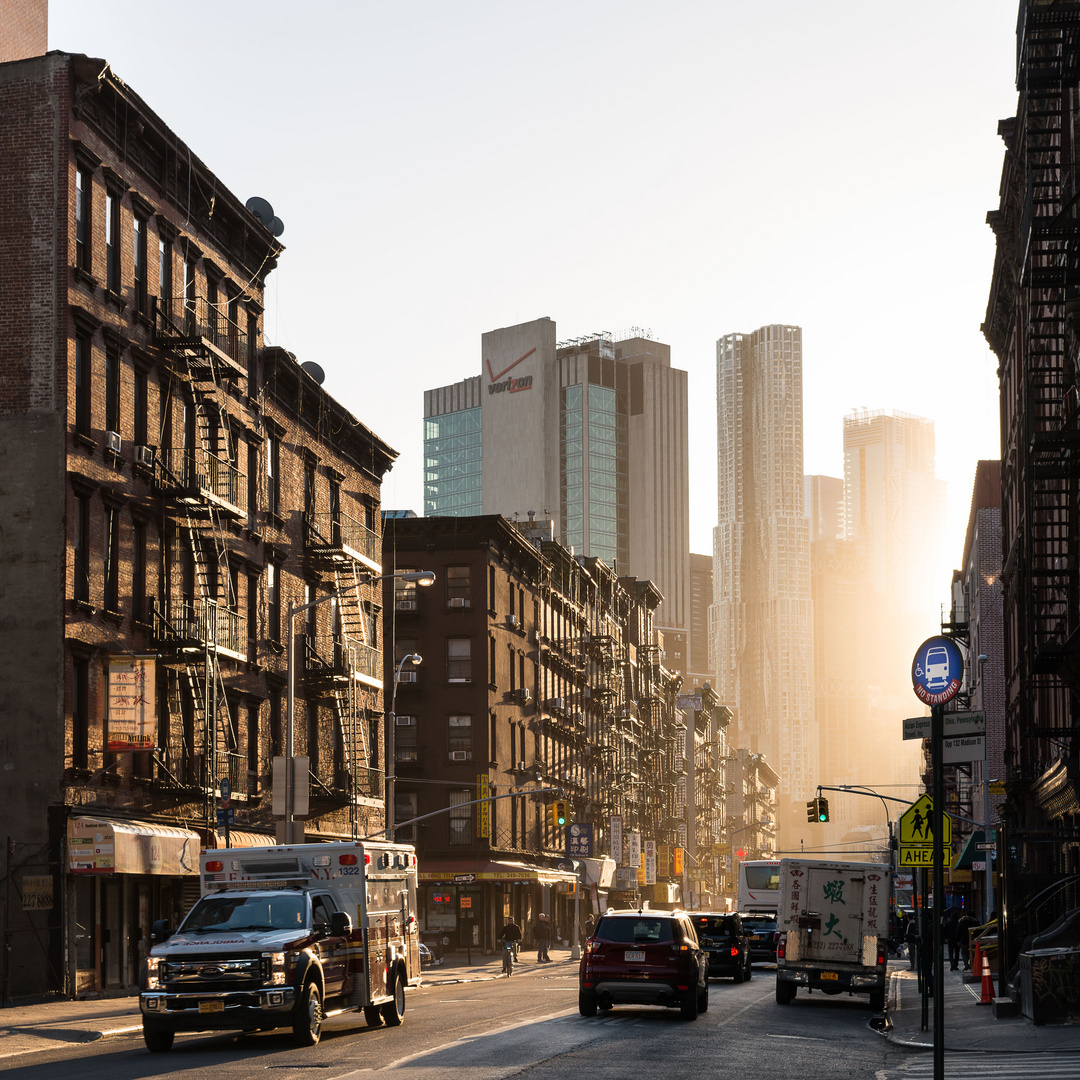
xmin=380 ymin=514 xmax=726 ymax=952
xmin=0 ymin=53 xmax=395 ymax=999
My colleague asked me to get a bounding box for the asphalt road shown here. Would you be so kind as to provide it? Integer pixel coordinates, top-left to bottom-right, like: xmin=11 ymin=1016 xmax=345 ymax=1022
xmin=0 ymin=964 xmax=915 ymax=1080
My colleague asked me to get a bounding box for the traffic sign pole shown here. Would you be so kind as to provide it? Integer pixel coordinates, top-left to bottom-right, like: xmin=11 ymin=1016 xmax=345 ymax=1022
xmin=931 ymin=703 xmax=945 ymax=1080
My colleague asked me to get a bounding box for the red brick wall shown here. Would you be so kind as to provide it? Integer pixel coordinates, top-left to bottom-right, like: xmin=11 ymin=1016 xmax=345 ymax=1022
xmin=0 ymin=0 xmax=47 ymax=64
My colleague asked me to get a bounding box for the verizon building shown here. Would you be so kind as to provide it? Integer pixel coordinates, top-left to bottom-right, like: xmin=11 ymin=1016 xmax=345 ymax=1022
xmin=424 ymin=317 xmax=690 ymax=663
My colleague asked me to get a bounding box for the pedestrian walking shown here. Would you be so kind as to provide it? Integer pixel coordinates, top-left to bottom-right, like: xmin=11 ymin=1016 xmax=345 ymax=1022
xmin=943 ymin=908 xmax=960 ymax=970
xmin=904 ymin=915 xmax=919 ymax=970
xmin=533 ymin=912 xmax=551 ymax=962
xmin=956 ymin=910 xmax=979 ymax=971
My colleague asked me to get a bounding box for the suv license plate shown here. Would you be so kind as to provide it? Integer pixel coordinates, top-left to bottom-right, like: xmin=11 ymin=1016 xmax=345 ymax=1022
xmin=199 ymin=1001 xmax=225 ymax=1013
xmin=624 ymin=950 xmax=645 ymax=962
xmin=820 ymin=972 xmax=839 ymax=981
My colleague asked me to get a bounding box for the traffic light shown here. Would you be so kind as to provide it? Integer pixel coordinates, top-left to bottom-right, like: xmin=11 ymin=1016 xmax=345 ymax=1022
xmin=554 ymin=800 xmax=567 ymax=828
xmin=806 ymin=799 xmax=817 ymax=823
xmin=817 ymin=797 xmax=830 ymax=823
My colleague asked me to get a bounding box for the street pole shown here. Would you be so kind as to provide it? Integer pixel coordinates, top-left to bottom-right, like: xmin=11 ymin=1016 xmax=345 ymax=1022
xmin=931 ymin=702 xmax=945 ymax=1080
xmin=386 ymin=653 xmax=422 ymax=842
xmin=285 ymin=599 xmax=298 ymax=844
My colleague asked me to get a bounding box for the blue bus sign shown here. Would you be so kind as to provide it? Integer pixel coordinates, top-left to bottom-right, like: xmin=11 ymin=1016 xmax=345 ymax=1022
xmin=911 ymin=636 xmax=963 ymax=706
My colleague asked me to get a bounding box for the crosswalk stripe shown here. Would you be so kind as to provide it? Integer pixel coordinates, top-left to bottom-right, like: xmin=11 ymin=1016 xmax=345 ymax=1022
xmin=895 ymin=1053 xmax=1080 ymax=1079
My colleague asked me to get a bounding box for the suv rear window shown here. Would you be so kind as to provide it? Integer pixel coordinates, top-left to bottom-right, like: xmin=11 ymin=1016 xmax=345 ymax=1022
xmin=595 ymin=916 xmax=676 ymax=944
xmin=694 ymin=915 xmax=738 ymax=937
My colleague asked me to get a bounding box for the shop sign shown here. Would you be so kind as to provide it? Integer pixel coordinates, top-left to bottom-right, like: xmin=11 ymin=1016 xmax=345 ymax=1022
xmin=643 ymin=840 xmax=657 ymax=885
xmin=673 ymin=847 xmax=684 ymax=876
xmin=107 ymin=655 xmax=157 ymax=752
xmin=476 ymin=773 xmax=490 ymax=838
xmin=567 ymin=822 xmax=592 ymax=857
xmin=21 ymin=875 xmax=53 ymax=910
xmin=459 ymin=896 xmax=472 ymax=909
xmin=609 ymin=816 xmax=623 ymax=862
xmin=627 ymin=832 xmax=641 ymax=868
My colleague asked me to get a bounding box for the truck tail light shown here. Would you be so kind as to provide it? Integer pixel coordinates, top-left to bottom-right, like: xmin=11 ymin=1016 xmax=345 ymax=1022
xmin=877 ymin=943 xmax=886 ymax=967
xmin=777 ymin=933 xmax=786 ymax=960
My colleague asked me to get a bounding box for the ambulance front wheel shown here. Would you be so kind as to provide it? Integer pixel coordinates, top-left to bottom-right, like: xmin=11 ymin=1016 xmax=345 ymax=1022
xmin=381 ymin=968 xmax=405 ymax=1026
xmin=293 ymin=981 xmax=323 ymax=1046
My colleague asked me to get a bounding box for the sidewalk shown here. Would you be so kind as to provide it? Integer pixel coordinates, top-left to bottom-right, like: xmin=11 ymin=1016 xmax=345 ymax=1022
xmin=0 ymin=945 xmax=578 ymax=1056
xmin=886 ymin=961 xmax=1080 ymax=1053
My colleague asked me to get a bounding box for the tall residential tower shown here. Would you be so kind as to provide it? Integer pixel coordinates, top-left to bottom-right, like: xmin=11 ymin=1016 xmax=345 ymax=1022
xmin=711 ymin=325 xmax=814 ymax=848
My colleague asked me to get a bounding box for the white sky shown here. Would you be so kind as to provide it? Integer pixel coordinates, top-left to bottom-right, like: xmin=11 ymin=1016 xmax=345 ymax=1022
xmin=50 ymin=1 xmax=1017 ymax=591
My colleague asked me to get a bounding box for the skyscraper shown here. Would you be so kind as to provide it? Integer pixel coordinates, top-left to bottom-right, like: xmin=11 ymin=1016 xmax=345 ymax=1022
xmin=424 ymin=317 xmax=690 ymax=659
xmin=711 ymin=324 xmax=814 ymax=847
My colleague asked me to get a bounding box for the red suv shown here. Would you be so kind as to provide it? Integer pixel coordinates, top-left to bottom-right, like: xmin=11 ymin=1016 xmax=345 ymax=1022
xmin=579 ymin=910 xmax=708 ymax=1020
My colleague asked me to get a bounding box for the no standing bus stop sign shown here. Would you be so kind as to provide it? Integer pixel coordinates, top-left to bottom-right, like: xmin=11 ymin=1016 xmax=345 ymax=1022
xmin=911 ymin=636 xmax=964 ymax=706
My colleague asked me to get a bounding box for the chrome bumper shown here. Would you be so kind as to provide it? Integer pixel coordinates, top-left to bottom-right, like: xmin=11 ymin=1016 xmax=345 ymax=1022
xmin=140 ymin=987 xmax=297 ymax=1015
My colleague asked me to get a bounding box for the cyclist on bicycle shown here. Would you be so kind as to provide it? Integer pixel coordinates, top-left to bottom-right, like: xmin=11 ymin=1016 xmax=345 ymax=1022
xmin=500 ymin=918 xmax=523 ymax=976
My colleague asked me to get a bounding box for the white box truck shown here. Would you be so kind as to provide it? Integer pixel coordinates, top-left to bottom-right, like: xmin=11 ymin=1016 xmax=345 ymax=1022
xmin=140 ymin=841 xmax=421 ymax=1051
xmin=774 ymin=858 xmax=891 ymax=1013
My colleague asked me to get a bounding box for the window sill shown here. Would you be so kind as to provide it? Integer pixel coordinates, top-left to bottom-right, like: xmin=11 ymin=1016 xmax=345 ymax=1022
xmin=104 ymin=289 xmax=127 ymax=314
xmin=74 ymin=432 xmax=96 ymax=451
xmin=73 ymin=266 xmax=98 ymax=292
xmin=101 ymin=608 xmax=124 ymax=626
xmin=134 ymin=309 xmax=153 ymax=331
xmin=266 ymin=511 xmax=285 ymax=530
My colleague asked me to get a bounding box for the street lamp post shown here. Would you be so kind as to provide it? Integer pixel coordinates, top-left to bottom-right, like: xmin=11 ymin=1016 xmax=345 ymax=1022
xmin=281 ymin=570 xmax=434 ymax=843
xmin=386 ymin=652 xmax=422 ymax=842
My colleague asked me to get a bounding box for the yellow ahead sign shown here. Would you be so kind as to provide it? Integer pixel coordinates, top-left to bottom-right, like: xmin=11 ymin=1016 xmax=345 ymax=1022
xmin=899 ymin=846 xmax=951 ymax=867
xmin=898 ymin=793 xmax=951 ymax=846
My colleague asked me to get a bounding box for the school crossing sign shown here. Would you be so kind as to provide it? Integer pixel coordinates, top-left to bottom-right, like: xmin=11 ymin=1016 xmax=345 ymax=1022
xmin=897 ymin=793 xmax=951 ymax=867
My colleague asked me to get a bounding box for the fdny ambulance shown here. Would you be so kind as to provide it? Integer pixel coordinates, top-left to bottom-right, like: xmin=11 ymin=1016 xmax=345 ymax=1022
xmin=140 ymin=841 xmax=421 ymax=1050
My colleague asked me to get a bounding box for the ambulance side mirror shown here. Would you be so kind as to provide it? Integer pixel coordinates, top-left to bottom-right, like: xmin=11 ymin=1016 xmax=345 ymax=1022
xmin=151 ymin=918 xmax=173 ymax=944
xmin=331 ymin=911 xmax=352 ymax=937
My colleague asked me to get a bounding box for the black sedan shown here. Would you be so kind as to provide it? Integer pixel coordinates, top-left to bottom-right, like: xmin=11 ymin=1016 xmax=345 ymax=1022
xmin=739 ymin=912 xmax=779 ymax=965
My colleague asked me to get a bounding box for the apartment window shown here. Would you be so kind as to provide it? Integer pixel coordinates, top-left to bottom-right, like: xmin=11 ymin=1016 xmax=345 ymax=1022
xmin=246 ymin=310 xmax=259 ymax=396
xmin=267 ymin=559 xmax=280 ymax=642
xmin=448 ymin=789 xmax=472 ymax=846
xmin=395 ymin=714 xmax=418 ymax=763
xmin=270 ymin=692 xmax=283 ymax=758
xmin=395 ymin=570 xmax=420 ymax=610
xmin=266 ymin=434 xmax=280 ymax=517
xmin=489 ymin=638 xmax=496 ymax=685
xmin=247 ymin=441 xmax=259 ymax=530
xmin=447 ymin=638 xmax=471 ymax=683
xmin=72 ymin=657 xmax=90 ymax=770
xmin=448 ymin=715 xmax=472 ymax=760
xmin=488 ymin=565 xmax=496 ymax=611
xmin=446 ymin=565 xmax=471 ymax=607
xmin=73 ymin=494 xmax=90 ymax=603
xmin=75 ymin=166 xmax=92 ymax=272
xmin=158 ymin=234 xmax=172 ymax=303
xmin=303 ymin=458 xmax=316 ymax=522
xmin=103 ymin=506 xmax=120 ymax=612
xmin=132 ymin=522 xmax=147 ymax=623
xmin=133 ymin=368 xmax=148 ymax=447
xmin=133 ymin=216 xmax=148 ymax=315
xmin=247 ymin=703 xmax=260 ymax=780
xmin=247 ymin=572 xmax=258 ymax=663
xmin=395 ymin=792 xmax=417 ymax=842
xmin=105 ymin=345 xmax=120 ymax=435
xmin=105 ymin=189 xmax=120 ymax=293
xmin=75 ymin=332 xmax=91 ymax=437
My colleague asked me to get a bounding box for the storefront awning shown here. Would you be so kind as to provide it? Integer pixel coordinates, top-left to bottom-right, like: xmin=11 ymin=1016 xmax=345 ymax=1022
xmin=952 ymin=830 xmax=986 ymax=872
xmin=68 ymin=816 xmax=199 ymax=876
xmin=418 ymin=858 xmax=578 ymax=885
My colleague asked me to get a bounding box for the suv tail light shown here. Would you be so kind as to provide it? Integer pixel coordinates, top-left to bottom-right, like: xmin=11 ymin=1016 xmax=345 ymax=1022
xmin=730 ymin=947 xmax=739 ymax=957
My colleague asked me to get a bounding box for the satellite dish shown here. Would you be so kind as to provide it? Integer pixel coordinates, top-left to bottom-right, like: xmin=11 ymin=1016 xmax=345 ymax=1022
xmin=301 ymin=361 xmax=326 ymax=386
xmin=268 ymin=216 xmax=285 ymax=238
xmin=245 ymin=196 xmax=275 ymax=228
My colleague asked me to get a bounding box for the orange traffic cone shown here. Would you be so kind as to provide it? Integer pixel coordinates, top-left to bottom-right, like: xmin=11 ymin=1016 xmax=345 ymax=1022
xmin=978 ymin=947 xmax=994 ymax=1005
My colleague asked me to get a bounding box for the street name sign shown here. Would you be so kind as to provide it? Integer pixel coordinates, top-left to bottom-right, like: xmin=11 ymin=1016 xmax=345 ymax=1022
xmin=944 ymin=734 xmax=985 ymax=764
xmin=903 ymin=711 xmax=985 ymax=740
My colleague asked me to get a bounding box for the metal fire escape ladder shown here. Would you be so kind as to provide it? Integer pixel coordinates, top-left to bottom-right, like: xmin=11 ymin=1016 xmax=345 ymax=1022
xmin=1018 ymin=9 xmax=1080 ymax=767
xmin=330 ymin=564 xmax=373 ymax=812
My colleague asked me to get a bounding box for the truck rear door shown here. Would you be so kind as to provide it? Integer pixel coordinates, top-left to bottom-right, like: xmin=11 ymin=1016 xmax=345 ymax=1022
xmin=801 ymin=868 xmax=863 ymax=964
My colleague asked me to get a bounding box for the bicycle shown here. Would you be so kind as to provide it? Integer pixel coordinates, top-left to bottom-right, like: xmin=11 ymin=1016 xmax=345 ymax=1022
xmin=502 ymin=939 xmax=515 ymax=977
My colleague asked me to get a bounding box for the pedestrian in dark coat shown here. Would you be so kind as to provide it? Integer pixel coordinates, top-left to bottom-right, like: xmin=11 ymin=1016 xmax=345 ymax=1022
xmin=533 ymin=912 xmax=551 ymax=962
xmin=943 ymin=908 xmax=960 ymax=970
xmin=956 ymin=911 xmax=979 ymax=971
xmin=904 ymin=915 xmax=919 ymax=970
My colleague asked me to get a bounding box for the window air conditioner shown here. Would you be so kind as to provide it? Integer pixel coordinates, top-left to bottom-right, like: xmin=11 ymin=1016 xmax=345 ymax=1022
xmin=550 ymin=697 xmax=565 ymax=711
xmin=516 ymin=688 xmax=531 ymax=702
xmin=397 ymin=670 xmax=418 ymax=683
xmin=396 ymin=599 xmax=417 ymax=611
xmin=395 ymin=715 xmax=416 ymax=726
xmin=448 ymin=597 xmax=469 ymax=609
xmin=134 ymin=444 xmax=155 ymax=469
xmin=449 ymin=750 xmax=470 ymax=762
xmin=508 ymin=614 xmax=519 ymax=627
xmin=517 ymin=760 xmax=527 ymax=772
xmin=105 ymin=431 xmax=122 ymax=454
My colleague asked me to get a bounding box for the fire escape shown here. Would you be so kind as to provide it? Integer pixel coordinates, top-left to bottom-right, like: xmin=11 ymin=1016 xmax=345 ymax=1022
xmin=303 ymin=499 xmax=385 ymax=837
xmin=1008 ymin=9 xmax=1080 ymax=798
xmin=149 ymin=294 xmax=249 ymax=826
